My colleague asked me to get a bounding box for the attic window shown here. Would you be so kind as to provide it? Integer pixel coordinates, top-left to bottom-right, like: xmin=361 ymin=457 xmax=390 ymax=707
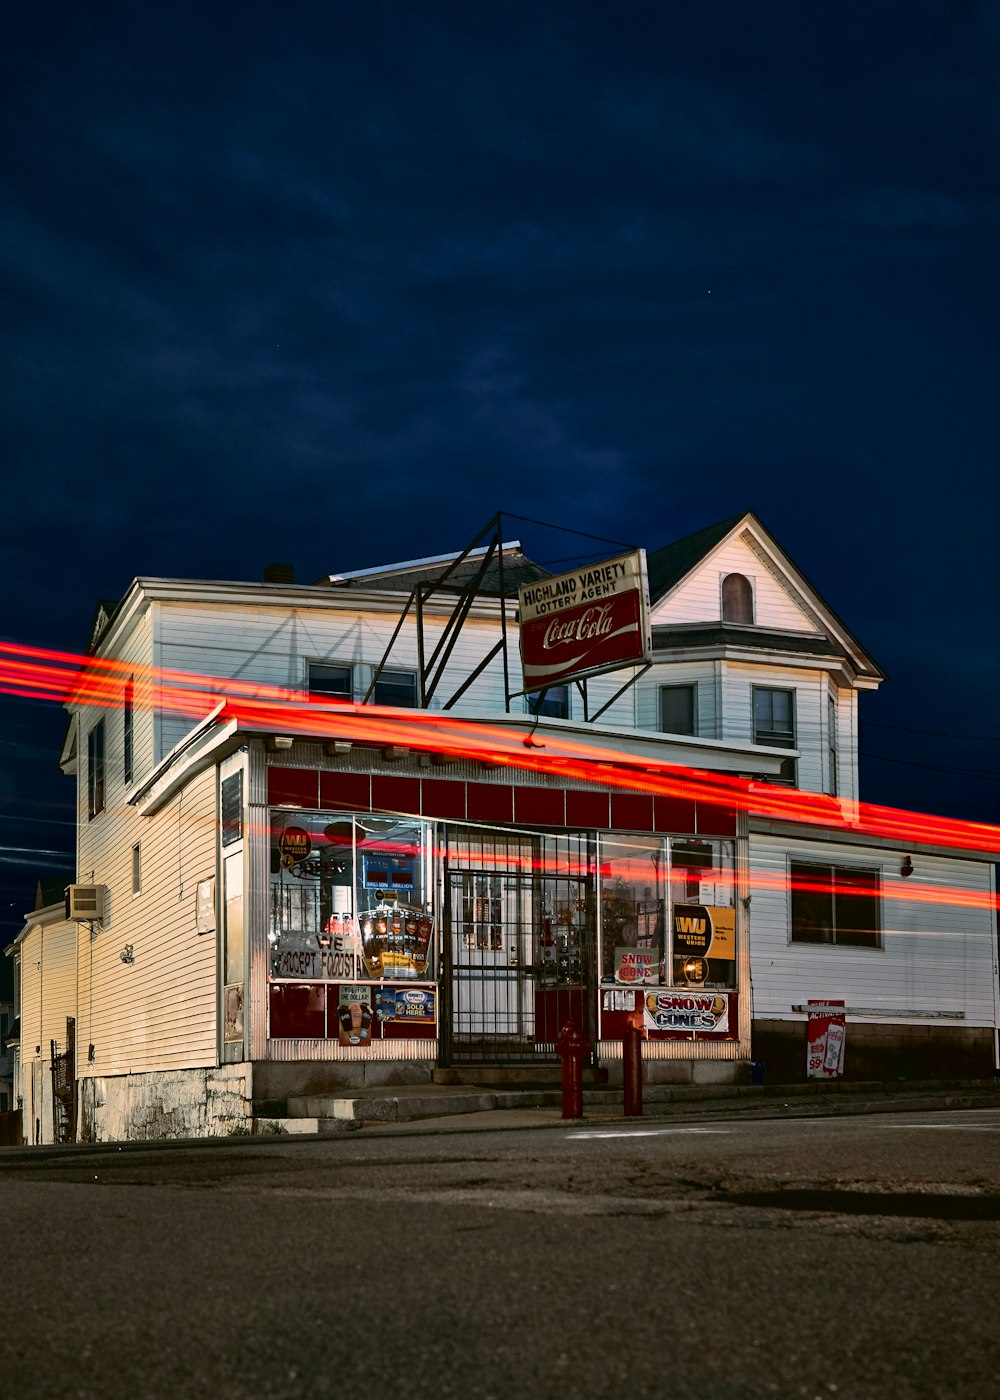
xmin=722 ymin=573 xmax=754 ymax=625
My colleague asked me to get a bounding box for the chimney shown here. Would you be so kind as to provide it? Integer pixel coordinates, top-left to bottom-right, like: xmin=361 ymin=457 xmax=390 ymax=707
xmin=263 ymin=562 xmax=295 ymax=585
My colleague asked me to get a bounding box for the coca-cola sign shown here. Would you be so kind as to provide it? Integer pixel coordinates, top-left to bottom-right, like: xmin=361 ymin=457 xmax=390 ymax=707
xmin=518 ymin=549 xmax=650 ymax=692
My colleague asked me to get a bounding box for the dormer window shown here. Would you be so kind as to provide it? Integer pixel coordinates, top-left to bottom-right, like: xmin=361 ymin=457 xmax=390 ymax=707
xmin=722 ymin=573 xmax=754 ymax=625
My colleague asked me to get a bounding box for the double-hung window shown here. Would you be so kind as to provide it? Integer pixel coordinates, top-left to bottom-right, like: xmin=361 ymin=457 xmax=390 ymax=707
xmin=87 ymin=719 xmax=106 ymax=819
xmin=308 ymin=663 xmax=418 ymax=708
xmin=308 ymin=664 xmax=353 ymax=700
xmin=123 ymin=678 xmax=134 ymax=785
xmin=790 ymin=861 xmax=881 ymax=948
xmin=753 ymin=686 xmax=797 ymax=786
xmin=659 ymin=683 xmax=696 ymax=736
xmin=373 ymin=669 xmax=418 ymax=708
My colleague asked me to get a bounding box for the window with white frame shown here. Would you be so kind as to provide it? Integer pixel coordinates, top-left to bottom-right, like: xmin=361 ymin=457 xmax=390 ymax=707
xmin=722 ymin=573 xmax=754 ymax=624
xmin=132 ymin=842 xmax=141 ymax=895
xmin=87 ymin=719 xmax=106 ymax=819
xmin=790 ymin=860 xmax=881 ymax=948
xmin=308 ymin=663 xmax=354 ymax=700
xmin=308 ymin=663 xmax=419 ymax=708
xmin=659 ymin=683 xmax=696 ymax=736
xmin=828 ymin=694 xmax=838 ymax=797
xmin=753 ymin=686 xmax=797 ymax=786
xmin=123 ymin=677 xmax=134 ymax=785
xmin=373 ymin=668 xmax=418 ymax=708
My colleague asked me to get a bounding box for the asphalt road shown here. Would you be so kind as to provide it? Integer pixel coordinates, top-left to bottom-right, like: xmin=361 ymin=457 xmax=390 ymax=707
xmin=4 ymin=1109 xmax=1000 ymax=1399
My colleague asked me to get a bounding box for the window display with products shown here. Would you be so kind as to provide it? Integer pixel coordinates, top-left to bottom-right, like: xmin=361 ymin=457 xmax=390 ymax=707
xmin=598 ymin=835 xmax=736 ymax=990
xmin=269 ymin=811 xmax=435 ymax=984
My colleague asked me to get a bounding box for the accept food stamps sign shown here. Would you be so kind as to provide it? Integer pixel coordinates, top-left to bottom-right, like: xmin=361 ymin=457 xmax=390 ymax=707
xmin=518 ymin=549 xmax=651 ymax=692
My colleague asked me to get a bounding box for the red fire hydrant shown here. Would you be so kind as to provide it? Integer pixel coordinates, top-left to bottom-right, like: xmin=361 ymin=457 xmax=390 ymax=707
xmin=623 ymin=1009 xmax=644 ymax=1117
xmin=556 ymin=1018 xmax=590 ymax=1120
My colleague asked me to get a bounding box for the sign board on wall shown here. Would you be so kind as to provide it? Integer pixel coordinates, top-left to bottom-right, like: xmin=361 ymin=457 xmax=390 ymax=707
xmin=518 ymin=549 xmax=651 ymax=693
xmin=806 ymin=1000 xmax=846 ymax=1078
xmin=643 ymin=991 xmax=731 ymax=1034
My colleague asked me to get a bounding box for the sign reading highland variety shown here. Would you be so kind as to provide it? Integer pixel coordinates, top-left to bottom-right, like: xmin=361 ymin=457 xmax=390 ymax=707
xmin=518 ymin=549 xmax=651 ymax=693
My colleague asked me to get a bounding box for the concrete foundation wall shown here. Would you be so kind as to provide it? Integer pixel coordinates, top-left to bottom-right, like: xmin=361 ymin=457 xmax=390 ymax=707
xmin=78 ymin=1064 xmax=252 ymax=1142
xmin=752 ymin=1019 xmax=996 ymax=1084
xmin=251 ymin=1058 xmax=433 ymax=1112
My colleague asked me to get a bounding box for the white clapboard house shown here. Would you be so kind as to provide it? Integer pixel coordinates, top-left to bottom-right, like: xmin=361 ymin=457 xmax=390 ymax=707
xmin=25 ymin=511 xmax=997 ymax=1140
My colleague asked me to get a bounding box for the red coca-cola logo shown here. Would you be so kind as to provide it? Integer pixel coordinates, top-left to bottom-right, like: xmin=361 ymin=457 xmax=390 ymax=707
xmin=542 ymin=604 xmax=615 ymax=650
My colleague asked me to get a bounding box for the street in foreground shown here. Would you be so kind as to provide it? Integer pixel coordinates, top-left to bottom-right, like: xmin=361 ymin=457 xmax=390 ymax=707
xmin=3 ymin=1108 xmax=1000 ymax=1399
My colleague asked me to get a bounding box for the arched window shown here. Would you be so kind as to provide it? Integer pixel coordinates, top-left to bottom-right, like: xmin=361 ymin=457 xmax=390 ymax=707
xmin=722 ymin=573 xmax=754 ymax=625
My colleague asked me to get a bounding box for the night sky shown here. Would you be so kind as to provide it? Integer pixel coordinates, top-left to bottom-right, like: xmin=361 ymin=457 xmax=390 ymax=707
xmin=1 ymin=2 xmax=997 ymax=941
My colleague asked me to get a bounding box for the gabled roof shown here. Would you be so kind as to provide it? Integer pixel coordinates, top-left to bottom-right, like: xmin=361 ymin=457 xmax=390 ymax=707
xmin=646 ymin=514 xmax=748 ymax=602
xmin=86 ymin=597 xmax=121 ymax=653
xmin=647 ymin=511 xmax=884 ymax=683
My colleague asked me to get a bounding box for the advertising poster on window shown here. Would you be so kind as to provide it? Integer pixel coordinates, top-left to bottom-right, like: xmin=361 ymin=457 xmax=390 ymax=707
xmin=518 ymin=549 xmax=650 ymax=692
xmin=374 ymin=986 xmax=436 ymax=1026
xmin=613 ymin=947 xmax=659 ymax=985
xmin=806 ymin=1000 xmax=846 ymax=1078
xmin=337 ymin=985 xmax=374 ymax=1046
xmin=359 ymin=907 xmax=434 ymax=980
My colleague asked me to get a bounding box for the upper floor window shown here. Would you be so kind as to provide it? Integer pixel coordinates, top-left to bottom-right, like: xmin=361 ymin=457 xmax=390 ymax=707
xmin=659 ymin=684 xmax=696 ymax=736
xmin=373 ymin=668 xmax=418 ymax=708
xmin=526 ymin=685 xmax=570 ymax=720
xmin=791 ymin=861 xmax=881 ymax=949
xmin=828 ymin=694 xmax=838 ymax=798
xmin=87 ymin=719 xmax=106 ymax=819
xmin=308 ymin=663 xmax=418 ymax=708
xmin=722 ymin=573 xmax=754 ymax=625
xmin=753 ymin=686 xmax=796 ymax=786
xmin=123 ymin=678 xmax=134 ymax=785
xmin=309 ymin=664 xmax=353 ymax=700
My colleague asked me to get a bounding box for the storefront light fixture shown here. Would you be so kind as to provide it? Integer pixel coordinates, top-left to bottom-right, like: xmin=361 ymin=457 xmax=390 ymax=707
xmin=267 ymin=735 xmax=295 ymax=752
xmin=900 ymin=855 xmax=914 ymax=878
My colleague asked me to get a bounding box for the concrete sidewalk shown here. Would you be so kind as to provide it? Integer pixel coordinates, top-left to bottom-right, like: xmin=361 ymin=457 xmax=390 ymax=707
xmin=259 ymin=1074 xmax=1000 ymax=1137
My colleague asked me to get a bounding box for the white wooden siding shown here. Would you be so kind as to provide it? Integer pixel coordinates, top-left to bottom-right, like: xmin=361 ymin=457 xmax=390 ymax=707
xmin=637 ymin=661 xmax=720 ymax=738
xmin=749 ymin=833 xmax=997 ymax=1025
xmin=651 ymin=532 xmax=822 ymax=632
xmin=76 ymin=747 xmax=218 ymax=1076
xmin=153 ymin=600 xmax=640 ymax=754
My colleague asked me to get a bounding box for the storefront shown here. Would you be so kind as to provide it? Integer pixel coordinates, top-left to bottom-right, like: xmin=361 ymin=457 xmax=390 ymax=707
xmin=264 ymin=764 xmax=748 ymax=1074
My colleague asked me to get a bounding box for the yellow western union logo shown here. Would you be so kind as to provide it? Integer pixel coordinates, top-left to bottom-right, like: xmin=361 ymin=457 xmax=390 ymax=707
xmin=676 ymin=917 xmax=706 ymax=934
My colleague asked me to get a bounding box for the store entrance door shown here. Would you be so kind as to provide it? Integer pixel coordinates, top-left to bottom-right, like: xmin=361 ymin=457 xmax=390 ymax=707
xmin=443 ymin=828 xmax=595 ymax=1065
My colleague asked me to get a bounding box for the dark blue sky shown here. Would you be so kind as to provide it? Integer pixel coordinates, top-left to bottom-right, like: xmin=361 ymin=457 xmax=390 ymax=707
xmin=1 ymin=2 xmax=997 ymax=937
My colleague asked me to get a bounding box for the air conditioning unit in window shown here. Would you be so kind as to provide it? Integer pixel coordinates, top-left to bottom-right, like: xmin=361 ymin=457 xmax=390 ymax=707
xmin=66 ymin=884 xmax=106 ymax=923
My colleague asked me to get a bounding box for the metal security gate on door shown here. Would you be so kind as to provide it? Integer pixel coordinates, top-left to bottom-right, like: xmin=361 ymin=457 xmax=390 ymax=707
xmin=442 ymin=827 xmax=596 ymax=1065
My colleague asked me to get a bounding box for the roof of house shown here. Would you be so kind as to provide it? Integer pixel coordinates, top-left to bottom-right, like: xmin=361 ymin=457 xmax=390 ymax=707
xmin=646 ymin=513 xmax=749 ymax=602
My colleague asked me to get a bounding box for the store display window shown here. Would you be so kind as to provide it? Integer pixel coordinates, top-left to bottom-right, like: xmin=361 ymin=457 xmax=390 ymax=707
xmin=269 ymin=811 xmax=435 ymax=983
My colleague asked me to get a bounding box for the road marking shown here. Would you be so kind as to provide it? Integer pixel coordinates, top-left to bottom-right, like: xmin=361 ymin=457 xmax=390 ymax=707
xmin=566 ymin=1127 xmax=731 ymax=1140
xmin=882 ymin=1124 xmax=1000 ymax=1131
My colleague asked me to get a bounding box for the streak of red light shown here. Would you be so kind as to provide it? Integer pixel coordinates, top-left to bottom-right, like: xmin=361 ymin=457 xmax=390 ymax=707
xmin=2 ymin=640 xmax=999 ymax=871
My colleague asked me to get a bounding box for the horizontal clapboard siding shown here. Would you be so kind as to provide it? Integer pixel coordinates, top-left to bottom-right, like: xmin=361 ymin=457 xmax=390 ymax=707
xmin=749 ymin=833 xmax=996 ymax=1024
xmin=154 ymin=599 xmax=640 ymax=757
xmin=76 ymin=758 xmax=218 ymax=1076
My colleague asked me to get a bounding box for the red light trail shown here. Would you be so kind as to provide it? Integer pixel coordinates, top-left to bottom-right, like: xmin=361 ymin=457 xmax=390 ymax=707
xmin=0 ymin=639 xmax=997 ymax=918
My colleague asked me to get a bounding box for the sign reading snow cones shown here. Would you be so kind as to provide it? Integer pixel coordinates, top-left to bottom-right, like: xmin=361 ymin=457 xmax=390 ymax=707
xmin=518 ymin=550 xmax=651 ymax=692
